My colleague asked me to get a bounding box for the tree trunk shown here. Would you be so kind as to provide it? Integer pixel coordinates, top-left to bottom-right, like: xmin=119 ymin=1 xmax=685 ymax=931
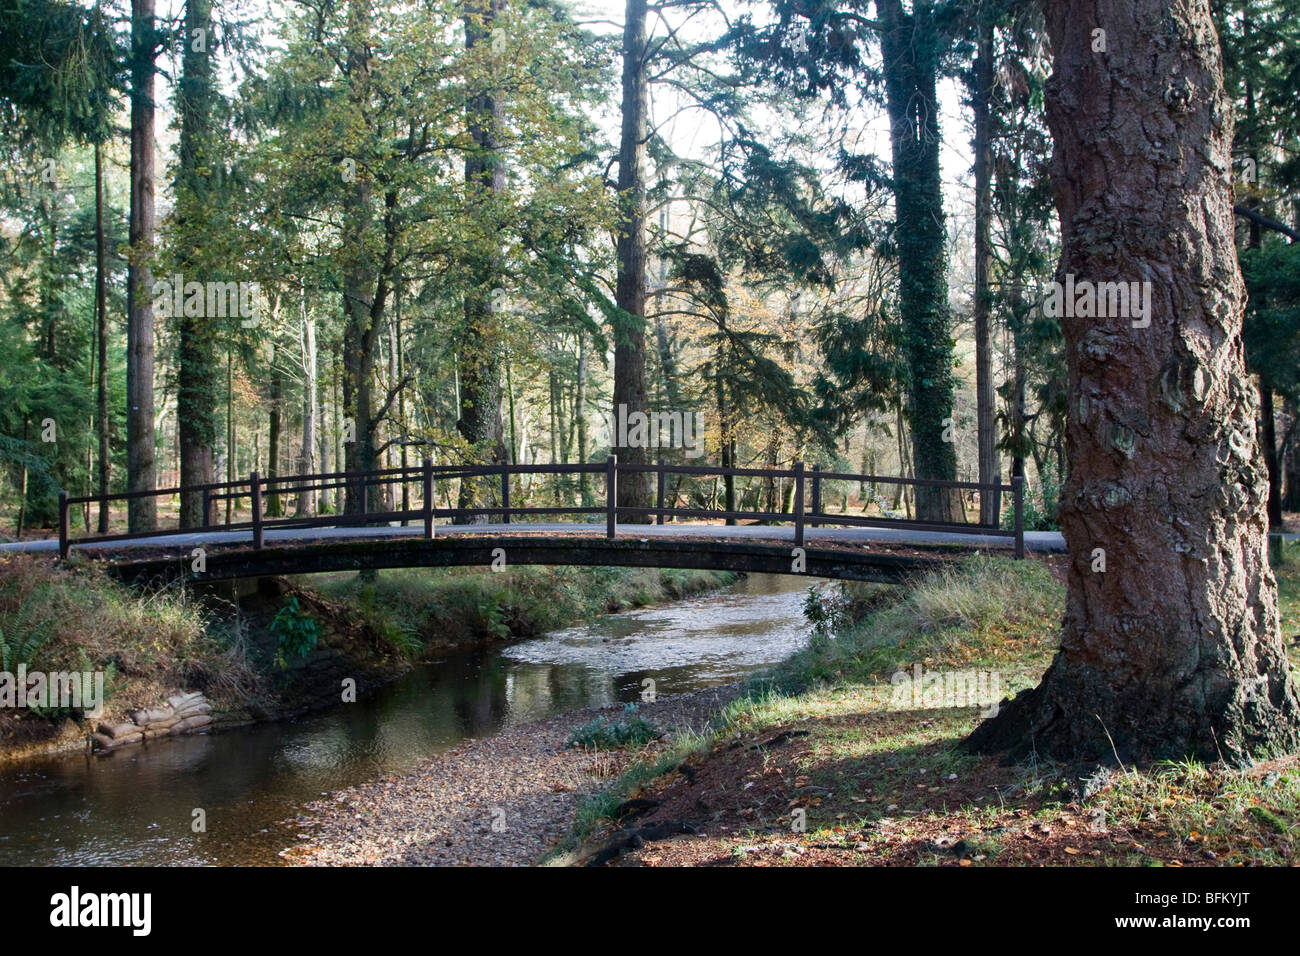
xmin=126 ymin=0 xmax=157 ymax=532
xmin=225 ymin=343 xmax=234 ymax=522
xmin=176 ymin=0 xmax=217 ymax=528
xmin=965 ymin=0 xmax=1300 ymax=763
xmin=1260 ymin=384 xmax=1282 ymax=528
xmin=576 ymin=332 xmax=590 ymax=504
xmin=266 ymin=348 xmax=284 ymax=518
xmin=613 ymin=0 xmax=652 ymax=520
xmin=95 ymin=141 xmax=111 ymax=533
xmin=338 ymin=3 xmax=391 ymax=518
xmin=1283 ymin=398 xmax=1300 ymax=513
xmin=456 ymin=0 xmax=507 ymax=520
xmin=295 ymin=289 xmax=318 ymax=517
xmin=396 ymin=283 xmax=408 ymax=521
xmin=972 ymin=12 xmax=999 ymax=525
xmin=877 ymin=0 xmax=961 ymax=522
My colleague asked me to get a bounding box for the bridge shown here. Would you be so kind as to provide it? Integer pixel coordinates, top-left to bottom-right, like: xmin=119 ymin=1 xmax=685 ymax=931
xmin=17 ymin=459 xmax=1054 ymax=584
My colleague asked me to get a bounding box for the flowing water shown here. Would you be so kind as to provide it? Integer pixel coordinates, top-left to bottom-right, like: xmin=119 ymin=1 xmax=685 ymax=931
xmin=0 ymin=573 xmax=820 ymax=866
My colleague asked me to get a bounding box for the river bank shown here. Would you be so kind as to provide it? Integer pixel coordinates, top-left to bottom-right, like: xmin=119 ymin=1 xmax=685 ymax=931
xmin=550 ymin=550 xmax=1300 ymax=868
xmin=0 ymin=555 xmax=733 ymax=763
xmin=281 ymin=685 xmax=742 ymax=866
xmin=0 ymin=570 xmax=810 ymax=865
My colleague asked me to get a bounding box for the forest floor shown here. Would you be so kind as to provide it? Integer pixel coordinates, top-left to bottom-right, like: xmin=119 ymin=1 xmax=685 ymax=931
xmin=548 ymin=546 xmax=1300 ymax=868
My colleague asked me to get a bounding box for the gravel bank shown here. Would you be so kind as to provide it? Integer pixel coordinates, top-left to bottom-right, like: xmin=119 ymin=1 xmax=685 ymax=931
xmin=280 ymin=685 xmax=740 ymax=866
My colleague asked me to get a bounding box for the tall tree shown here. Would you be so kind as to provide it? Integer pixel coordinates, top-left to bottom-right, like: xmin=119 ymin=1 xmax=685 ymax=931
xmin=966 ymin=0 xmax=1300 ymax=762
xmin=174 ymin=0 xmax=220 ymax=526
xmin=126 ymin=0 xmax=158 ymax=530
xmin=456 ymin=0 xmax=508 ymax=519
xmin=970 ymin=3 xmax=999 ymax=524
xmin=877 ymin=0 xmax=962 ymax=522
xmin=613 ymin=0 xmax=652 ymax=519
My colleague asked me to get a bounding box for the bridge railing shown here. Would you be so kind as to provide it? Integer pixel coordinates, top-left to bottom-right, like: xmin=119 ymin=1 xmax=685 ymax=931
xmin=57 ymin=459 xmax=1024 ymax=560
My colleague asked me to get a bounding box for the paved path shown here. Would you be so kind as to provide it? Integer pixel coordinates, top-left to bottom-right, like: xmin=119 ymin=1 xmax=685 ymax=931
xmin=0 ymin=521 xmax=1070 ymax=555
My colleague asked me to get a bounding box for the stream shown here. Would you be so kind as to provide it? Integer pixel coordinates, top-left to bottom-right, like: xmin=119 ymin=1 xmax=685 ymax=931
xmin=0 ymin=573 xmax=820 ymax=866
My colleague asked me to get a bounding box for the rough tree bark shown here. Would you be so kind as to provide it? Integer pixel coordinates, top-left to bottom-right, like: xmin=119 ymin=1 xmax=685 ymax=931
xmin=965 ymin=0 xmax=1300 ymax=763
xmin=126 ymin=0 xmax=157 ymax=531
xmin=613 ymin=0 xmax=652 ymax=520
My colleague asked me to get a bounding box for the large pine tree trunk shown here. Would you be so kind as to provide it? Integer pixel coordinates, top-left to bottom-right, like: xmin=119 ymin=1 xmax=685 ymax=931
xmin=176 ymin=0 xmax=217 ymax=528
xmin=613 ymin=0 xmax=652 ymax=520
xmin=966 ymin=0 xmax=1300 ymax=763
xmin=877 ymin=0 xmax=962 ymax=523
xmin=126 ymin=0 xmax=157 ymax=532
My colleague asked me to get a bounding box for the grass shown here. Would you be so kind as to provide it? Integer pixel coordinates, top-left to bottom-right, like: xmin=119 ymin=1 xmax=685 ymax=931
xmin=551 ymin=548 xmax=1300 ymax=866
xmin=0 ymin=554 xmax=256 ymax=719
xmin=764 ymin=557 xmax=1062 ymax=695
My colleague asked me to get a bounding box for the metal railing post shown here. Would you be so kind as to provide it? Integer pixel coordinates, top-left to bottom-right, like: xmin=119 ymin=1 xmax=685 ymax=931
xmin=251 ymin=472 xmax=264 ymax=550
xmin=423 ymin=458 xmax=434 ymax=538
xmin=501 ymin=462 xmax=510 ymax=525
xmin=606 ymin=455 xmax=617 ymax=540
xmin=58 ymin=491 xmax=69 ymax=560
xmin=1012 ymin=475 xmax=1025 ymax=560
xmin=656 ymin=458 xmax=665 ymax=525
xmin=793 ymin=460 xmax=805 ymax=548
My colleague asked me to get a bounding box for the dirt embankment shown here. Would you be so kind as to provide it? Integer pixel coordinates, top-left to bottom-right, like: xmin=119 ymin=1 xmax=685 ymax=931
xmin=0 ymin=571 xmax=411 ymax=763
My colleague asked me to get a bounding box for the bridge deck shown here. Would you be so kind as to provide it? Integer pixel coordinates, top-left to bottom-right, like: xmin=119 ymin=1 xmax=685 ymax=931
xmin=2 ymin=523 xmax=1068 ymax=584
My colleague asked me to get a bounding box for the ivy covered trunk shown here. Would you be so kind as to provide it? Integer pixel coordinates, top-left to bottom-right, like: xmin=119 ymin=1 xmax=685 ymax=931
xmin=966 ymin=0 xmax=1300 ymax=763
xmin=877 ymin=0 xmax=962 ymax=523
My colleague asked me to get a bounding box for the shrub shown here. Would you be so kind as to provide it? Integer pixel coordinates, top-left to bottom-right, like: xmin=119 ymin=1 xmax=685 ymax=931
xmin=567 ymin=703 xmax=662 ymax=750
xmin=270 ymin=596 xmax=321 ymax=668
